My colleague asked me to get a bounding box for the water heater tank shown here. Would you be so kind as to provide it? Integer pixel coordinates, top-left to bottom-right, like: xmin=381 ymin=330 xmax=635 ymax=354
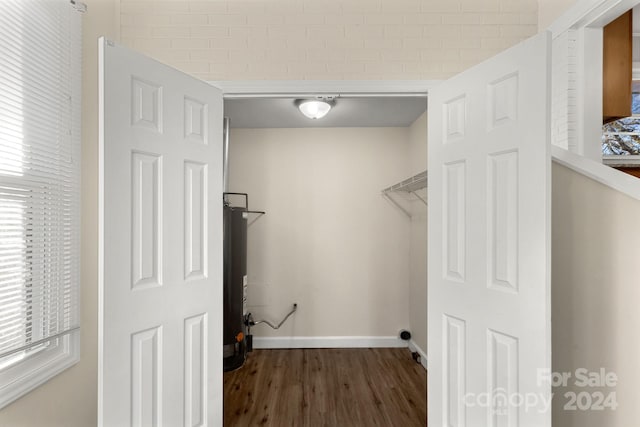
xmin=222 ymin=203 xmax=248 ymax=372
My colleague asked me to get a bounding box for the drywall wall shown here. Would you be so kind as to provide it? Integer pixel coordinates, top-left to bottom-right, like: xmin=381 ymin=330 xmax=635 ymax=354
xmin=119 ymin=0 xmax=538 ymax=80
xmin=552 ymin=162 xmax=640 ymax=425
xmin=0 ymin=0 xmax=117 ymax=426
xmin=408 ymin=112 xmax=428 ymax=355
xmin=228 ymin=127 xmax=412 ymax=339
xmin=538 ymin=0 xmax=578 ymax=29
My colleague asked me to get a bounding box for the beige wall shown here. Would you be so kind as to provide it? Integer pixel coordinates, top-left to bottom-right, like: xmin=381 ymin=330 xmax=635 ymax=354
xmin=408 ymin=112 xmax=428 ymax=353
xmin=552 ymin=163 xmax=640 ymax=425
xmin=229 ymin=127 xmax=412 ymax=338
xmin=0 ymin=0 xmax=117 ymax=426
xmin=119 ymin=0 xmax=538 ymax=81
xmin=538 ymin=0 xmax=578 ymax=29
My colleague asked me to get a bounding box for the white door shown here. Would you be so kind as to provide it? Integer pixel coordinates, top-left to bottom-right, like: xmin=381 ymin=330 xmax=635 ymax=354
xmin=98 ymin=38 xmax=223 ymax=426
xmin=428 ymin=31 xmax=552 ymax=426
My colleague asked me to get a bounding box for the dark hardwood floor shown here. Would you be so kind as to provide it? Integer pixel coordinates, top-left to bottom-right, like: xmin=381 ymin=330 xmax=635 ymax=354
xmin=223 ymin=347 xmax=427 ymax=427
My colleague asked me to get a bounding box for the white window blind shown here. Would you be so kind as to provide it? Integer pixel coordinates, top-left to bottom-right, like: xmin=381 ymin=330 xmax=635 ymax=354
xmin=0 ymin=0 xmax=82 ymax=408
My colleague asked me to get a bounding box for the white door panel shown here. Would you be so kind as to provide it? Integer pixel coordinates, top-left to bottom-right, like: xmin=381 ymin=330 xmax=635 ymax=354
xmin=428 ymin=32 xmax=551 ymax=426
xmin=99 ymin=38 xmax=223 ymax=426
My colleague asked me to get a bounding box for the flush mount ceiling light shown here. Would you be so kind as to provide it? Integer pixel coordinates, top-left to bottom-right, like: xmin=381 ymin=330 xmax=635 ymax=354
xmin=295 ymin=97 xmax=336 ymax=120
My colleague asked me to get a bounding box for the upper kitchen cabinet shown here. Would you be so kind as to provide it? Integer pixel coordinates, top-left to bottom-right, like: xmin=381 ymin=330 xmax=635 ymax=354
xmin=603 ymin=9 xmax=632 ymax=123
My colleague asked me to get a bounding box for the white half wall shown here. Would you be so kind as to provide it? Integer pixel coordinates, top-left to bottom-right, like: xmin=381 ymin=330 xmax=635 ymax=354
xmin=552 ymin=162 xmax=640 ymax=426
xmin=229 ymin=127 xmax=412 ymax=340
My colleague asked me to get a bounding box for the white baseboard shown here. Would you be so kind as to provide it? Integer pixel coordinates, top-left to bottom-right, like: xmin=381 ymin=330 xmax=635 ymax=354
xmin=408 ymin=340 xmax=428 ymax=371
xmin=253 ymin=336 xmax=407 ymax=349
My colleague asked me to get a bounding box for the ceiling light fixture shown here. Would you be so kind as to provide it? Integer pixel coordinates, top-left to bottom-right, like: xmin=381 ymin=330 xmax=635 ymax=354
xmin=295 ymin=98 xmax=336 ymax=120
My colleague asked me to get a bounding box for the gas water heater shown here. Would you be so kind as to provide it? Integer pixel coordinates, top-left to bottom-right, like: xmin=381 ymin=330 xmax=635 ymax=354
xmin=222 ymin=193 xmax=249 ymax=372
xmin=221 ymin=192 xmax=297 ymax=372
xmin=221 ymin=120 xmax=296 ymax=372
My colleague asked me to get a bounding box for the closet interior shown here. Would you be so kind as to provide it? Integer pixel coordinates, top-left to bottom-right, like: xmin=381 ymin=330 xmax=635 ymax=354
xmin=221 ymin=95 xmax=429 ymax=424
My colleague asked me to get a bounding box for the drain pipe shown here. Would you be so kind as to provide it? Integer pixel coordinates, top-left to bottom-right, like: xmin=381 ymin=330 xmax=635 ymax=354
xmin=248 ymin=303 xmax=298 ymax=330
xmin=245 ymin=303 xmax=298 ymax=352
xmin=223 ymin=117 xmax=230 ymax=193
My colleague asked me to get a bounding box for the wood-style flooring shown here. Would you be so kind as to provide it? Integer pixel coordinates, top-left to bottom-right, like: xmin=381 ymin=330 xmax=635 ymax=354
xmin=223 ymin=347 xmax=427 ymax=427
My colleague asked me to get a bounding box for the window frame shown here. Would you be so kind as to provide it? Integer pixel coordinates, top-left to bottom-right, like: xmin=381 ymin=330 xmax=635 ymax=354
xmin=0 ymin=0 xmax=82 ymax=409
xmin=0 ymin=335 xmax=79 ymax=408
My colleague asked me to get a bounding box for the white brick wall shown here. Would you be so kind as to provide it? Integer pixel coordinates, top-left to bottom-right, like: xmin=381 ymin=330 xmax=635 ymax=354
xmin=119 ymin=0 xmax=539 ymax=81
xmin=551 ymin=29 xmax=577 ymax=150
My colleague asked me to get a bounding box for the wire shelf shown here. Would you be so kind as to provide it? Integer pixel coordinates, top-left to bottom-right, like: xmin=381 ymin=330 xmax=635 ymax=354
xmin=381 ymin=170 xmax=427 ymax=217
xmin=382 ymin=170 xmax=427 ymax=193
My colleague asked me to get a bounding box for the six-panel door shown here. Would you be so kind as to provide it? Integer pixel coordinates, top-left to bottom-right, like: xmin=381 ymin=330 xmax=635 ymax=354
xmin=99 ymin=38 xmax=223 ymax=427
xmin=428 ymin=32 xmax=552 ymax=427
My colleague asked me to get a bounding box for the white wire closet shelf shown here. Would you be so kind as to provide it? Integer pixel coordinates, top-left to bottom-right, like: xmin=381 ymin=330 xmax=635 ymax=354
xmin=382 ymin=170 xmax=427 ymax=193
xmin=381 ymin=170 xmax=427 ymax=217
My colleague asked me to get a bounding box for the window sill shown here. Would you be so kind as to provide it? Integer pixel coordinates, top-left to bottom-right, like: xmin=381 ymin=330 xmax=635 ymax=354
xmin=0 ymin=331 xmax=80 ymax=409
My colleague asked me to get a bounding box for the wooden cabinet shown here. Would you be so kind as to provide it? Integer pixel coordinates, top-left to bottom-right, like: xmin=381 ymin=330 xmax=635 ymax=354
xmin=613 ymin=166 xmax=640 ymax=178
xmin=603 ymin=10 xmax=632 ymax=123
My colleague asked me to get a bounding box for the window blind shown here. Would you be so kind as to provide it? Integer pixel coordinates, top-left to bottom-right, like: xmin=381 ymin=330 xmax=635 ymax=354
xmin=0 ymin=0 xmax=82 ymax=364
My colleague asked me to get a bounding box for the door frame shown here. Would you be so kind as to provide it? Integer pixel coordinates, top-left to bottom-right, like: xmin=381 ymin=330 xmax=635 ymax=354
xmin=209 ymin=80 xmax=438 ymax=99
xmin=548 ymin=0 xmax=640 ymax=161
xmin=210 ymin=78 xmax=435 ymax=391
xmin=548 ymin=0 xmax=640 ymax=38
